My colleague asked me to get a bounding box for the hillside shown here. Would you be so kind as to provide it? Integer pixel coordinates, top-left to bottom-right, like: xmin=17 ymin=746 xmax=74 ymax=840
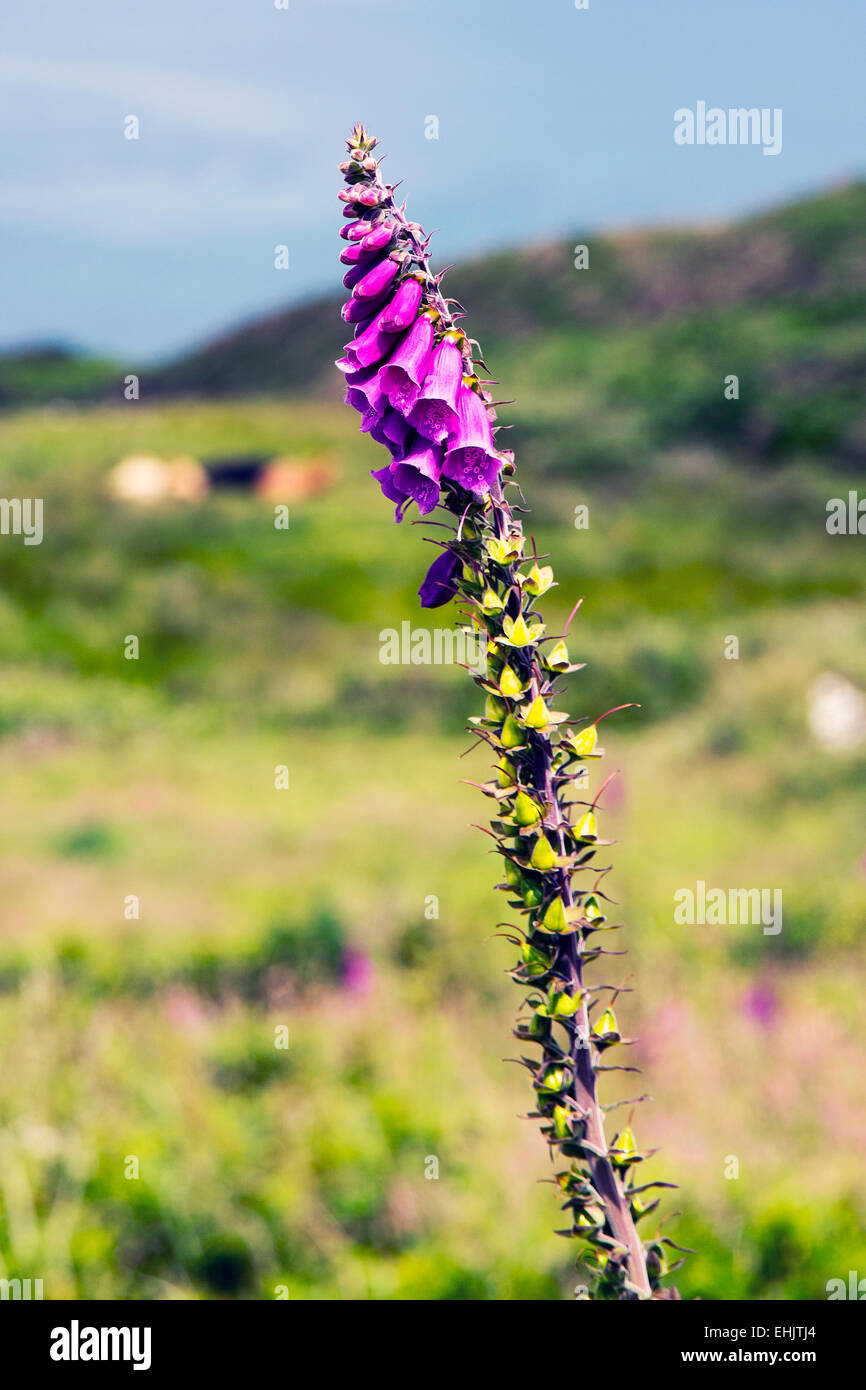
xmin=2 ymin=182 xmax=865 ymax=472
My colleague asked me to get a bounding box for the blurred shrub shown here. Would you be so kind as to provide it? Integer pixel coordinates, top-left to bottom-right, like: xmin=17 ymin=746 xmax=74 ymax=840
xmin=0 ymin=910 xmax=348 ymax=1003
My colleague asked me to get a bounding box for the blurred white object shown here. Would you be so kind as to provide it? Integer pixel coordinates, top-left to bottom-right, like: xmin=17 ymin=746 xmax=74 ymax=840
xmin=808 ymin=672 xmax=866 ymax=751
xmin=105 ymin=454 xmax=207 ymax=505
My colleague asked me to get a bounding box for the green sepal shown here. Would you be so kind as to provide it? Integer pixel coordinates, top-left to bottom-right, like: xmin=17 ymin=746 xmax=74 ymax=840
xmin=529 ymin=834 xmax=558 ymax=871
xmin=550 ymin=987 xmax=583 ymax=1017
xmin=520 ymin=942 xmax=553 ymax=977
xmin=544 ymin=639 xmax=572 ymax=671
xmin=541 ymin=896 xmax=569 ymax=932
xmin=485 ymin=533 xmax=524 ymax=565
xmin=503 ymin=857 xmax=522 ymax=890
xmin=500 ymin=713 xmax=525 ymax=749
xmin=481 ymin=587 xmax=504 ymax=614
xmin=522 ymin=563 xmax=555 ymax=597
xmin=522 ymin=880 xmax=544 ymax=908
xmin=567 ymin=724 xmax=601 ymax=758
xmin=513 ymin=791 xmax=542 ymax=826
xmin=497 ymin=613 xmax=545 ymax=648
xmin=498 ymin=665 xmax=525 ymax=697
xmin=497 ymin=757 xmax=517 ymax=788
xmin=553 ymin=1104 xmax=572 ymax=1139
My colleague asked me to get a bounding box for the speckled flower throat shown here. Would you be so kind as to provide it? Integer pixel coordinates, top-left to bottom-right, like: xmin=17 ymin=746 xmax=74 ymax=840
xmin=335 ymin=124 xmax=685 ymax=1300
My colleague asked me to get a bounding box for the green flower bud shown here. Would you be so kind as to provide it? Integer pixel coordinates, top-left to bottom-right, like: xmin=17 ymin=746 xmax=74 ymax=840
xmin=500 ymin=713 xmax=524 ymax=749
xmin=498 ymin=665 xmax=525 ymax=697
xmin=529 ymin=833 xmax=557 ymax=871
xmin=481 ymin=587 xmax=504 ymax=614
xmin=513 ymin=791 xmax=541 ymax=826
xmin=570 ymin=724 xmax=599 ymax=757
xmin=539 ymin=1066 xmax=565 ymax=1094
xmin=542 ymin=896 xmax=569 ymax=932
xmin=553 ymin=1104 xmax=572 ymax=1138
xmin=545 ymin=639 xmax=571 ymax=671
xmin=523 ymin=563 xmax=554 ymax=597
xmin=551 ymin=988 xmax=583 ymax=1017
xmin=503 ymin=857 xmax=522 ymax=889
xmin=520 ymin=943 xmax=552 ymax=976
xmin=522 ymin=695 xmax=550 ymax=729
xmin=497 ymin=757 xmax=517 ymax=788
xmin=613 ymin=1127 xmax=637 ymax=1167
xmin=593 ymin=1008 xmax=618 ymax=1038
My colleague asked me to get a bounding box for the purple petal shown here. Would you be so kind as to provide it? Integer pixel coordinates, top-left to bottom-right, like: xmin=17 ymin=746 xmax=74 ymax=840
xmin=378 ymin=315 xmax=434 ymax=413
xmin=371 ymin=464 xmax=411 ymax=521
xmin=340 ymin=241 xmax=371 ymax=266
xmin=344 ymin=363 xmax=389 ymax=428
xmin=403 ymin=436 xmax=443 ymax=482
xmin=391 ymin=439 xmax=444 ymax=516
xmin=370 ymin=407 xmax=413 ymax=458
xmin=359 ymin=221 xmax=396 ymax=254
xmin=380 ymin=278 xmax=423 ymax=333
xmin=340 ymin=220 xmax=371 ymax=242
xmin=442 ymin=385 xmax=502 ymax=496
xmin=392 ymin=465 xmax=440 ymax=515
xmin=407 ymin=339 xmax=463 ymax=443
xmin=350 ymin=254 xmax=400 ymax=301
xmin=342 ymin=254 xmax=383 ymax=291
xmin=342 ymin=295 xmax=378 ymax=324
xmin=342 ymin=306 xmax=405 ymax=370
xmin=418 ymin=548 xmax=461 ymax=608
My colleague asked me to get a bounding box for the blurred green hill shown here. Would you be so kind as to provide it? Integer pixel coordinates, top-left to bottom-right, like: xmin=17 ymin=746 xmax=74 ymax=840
xmin=3 ymin=182 xmax=865 ymax=474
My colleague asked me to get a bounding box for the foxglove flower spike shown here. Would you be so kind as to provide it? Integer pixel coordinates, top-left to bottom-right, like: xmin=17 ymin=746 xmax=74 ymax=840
xmin=334 ymin=126 xmax=682 ymax=1301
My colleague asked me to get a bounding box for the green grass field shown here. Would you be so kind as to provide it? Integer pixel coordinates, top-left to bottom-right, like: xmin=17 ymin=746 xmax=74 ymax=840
xmin=0 ymin=394 xmax=864 ymax=1299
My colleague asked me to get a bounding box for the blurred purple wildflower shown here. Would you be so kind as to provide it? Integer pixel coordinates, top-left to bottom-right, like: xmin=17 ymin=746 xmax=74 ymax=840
xmin=742 ymin=978 xmax=778 ymax=1029
xmin=341 ymin=948 xmax=373 ymax=995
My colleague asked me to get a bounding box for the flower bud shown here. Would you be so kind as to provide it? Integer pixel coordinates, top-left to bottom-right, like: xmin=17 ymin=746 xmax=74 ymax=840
xmin=500 ymin=713 xmax=524 ymax=749
xmin=513 ymin=791 xmax=541 ymax=827
xmin=542 ymin=896 xmax=569 ymax=932
xmin=529 ymin=834 xmax=557 ymax=871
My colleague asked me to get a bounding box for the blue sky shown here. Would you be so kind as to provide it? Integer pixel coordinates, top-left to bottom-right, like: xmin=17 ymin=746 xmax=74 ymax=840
xmin=1 ymin=0 xmax=862 ymax=362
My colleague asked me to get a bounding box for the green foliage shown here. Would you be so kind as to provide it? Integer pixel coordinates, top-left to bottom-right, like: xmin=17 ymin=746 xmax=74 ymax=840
xmin=0 ymin=386 xmax=863 ymax=1298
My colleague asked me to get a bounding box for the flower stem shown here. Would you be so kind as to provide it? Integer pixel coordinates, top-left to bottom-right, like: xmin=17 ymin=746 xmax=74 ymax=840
xmin=336 ymin=126 xmax=682 ymax=1298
